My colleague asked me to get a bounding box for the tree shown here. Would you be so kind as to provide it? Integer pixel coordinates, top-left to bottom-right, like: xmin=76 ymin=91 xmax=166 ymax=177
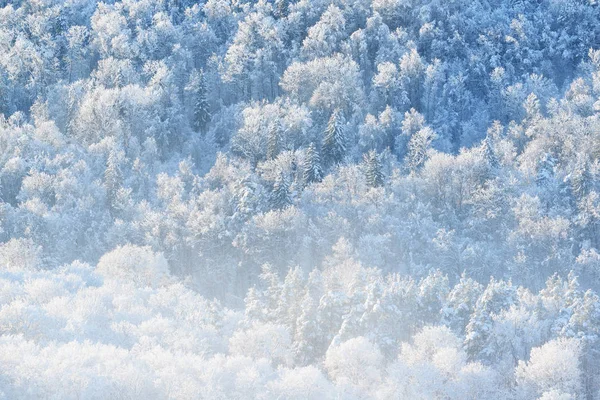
xmin=267 ymin=122 xmax=281 ymax=160
xmin=516 ymin=338 xmax=583 ymax=399
xmin=293 ymin=269 xmax=325 ymax=365
xmin=324 ymin=337 xmax=383 ymax=391
xmin=104 ymin=146 xmax=124 ymax=216
xmin=192 ymin=69 xmax=211 ymax=133
xmin=270 ymin=171 xmax=292 ymax=210
xmin=571 ymin=159 xmax=593 ymax=201
xmin=482 ymin=135 xmax=499 ymax=170
xmin=322 ymin=109 xmax=346 ymax=166
xmin=536 ymin=153 xmax=556 ymax=189
xmin=406 ymin=127 xmax=436 ymax=173
xmin=301 ymin=5 xmax=346 ymax=60
xmin=443 ymin=273 xmax=484 ymax=335
xmin=302 ymin=143 xmax=323 ymax=185
xmin=0 ymin=238 xmax=42 ymax=272
xmin=279 ymin=54 xmax=365 ymax=115
xmin=229 ymin=322 xmax=294 ymax=367
xmin=363 ymin=150 xmax=384 ymax=188
xmin=465 ymin=278 xmax=517 ymax=362
xmin=274 ymin=0 xmax=289 ymax=19
xmin=96 ymin=245 xmax=171 ymax=288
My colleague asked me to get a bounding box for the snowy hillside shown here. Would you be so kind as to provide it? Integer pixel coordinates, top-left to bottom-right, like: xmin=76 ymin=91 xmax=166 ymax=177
xmin=1 ymin=0 xmax=600 ymax=398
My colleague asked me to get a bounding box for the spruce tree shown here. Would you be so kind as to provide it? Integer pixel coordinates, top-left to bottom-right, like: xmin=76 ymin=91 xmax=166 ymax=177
xmin=104 ymin=148 xmax=123 ymax=215
xmin=322 ymin=109 xmax=346 ymax=166
xmin=267 ymin=123 xmax=281 ymax=160
xmin=271 ymin=171 xmax=291 ymax=210
xmin=193 ymin=69 xmax=211 ymax=133
xmin=571 ymin=159 xmax=592 ymax=200
xmin=482 ymin=135 xmax=499 ymax=171
xmin=364 ymin=150 xmax=384 ymax=187
xmin=406 ymin=126 xmax=435 ymax=173
xmin=302 ymin=142 xmax=323 ymax=185
xmin=536 ymin=153 xmax=556 ymax=188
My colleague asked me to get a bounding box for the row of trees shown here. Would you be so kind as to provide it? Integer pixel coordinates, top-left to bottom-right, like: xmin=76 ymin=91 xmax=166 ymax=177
xmin=0 ymin=245 xmax=595 ymax=399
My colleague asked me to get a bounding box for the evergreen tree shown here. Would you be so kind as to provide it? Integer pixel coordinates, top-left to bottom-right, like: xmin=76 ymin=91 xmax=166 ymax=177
xmin=267 ymin=123 xmax=281 ymax=160
xmin=104 ymin=147 xmax=123 ymax=216
xmin=277 ymin=266 xmax=304 ymax=333
xmin=406 ymin=126 xmax=435 ymax=173
xmin=193 ymin=69 xmax=211 ymax=133
xmin=293 ymin=289 xmax=320 ymax=365
xmin=322 ymin=109 xmax=346 ymax=166
xmin=271 ymin=171 xmax=291 ymax=210
xmin=302 ymin=143 xmax=323 ymax=185
xmin=443 ymin=272 xmax=484 ymax=336
xmin=364 ymin=150 xmax=384 ymax=188
xmin=482 ymin=135 xmax=499 ymax=172
xmin=465 ymin=278 xmax=517 ymax=362
xmin=294 ymin=269 xmax=325 ymax=365
xmin=571 ymin=159 xmax=593 ymax=200
xmin=536 ymin=153 xmax=556 ymax=188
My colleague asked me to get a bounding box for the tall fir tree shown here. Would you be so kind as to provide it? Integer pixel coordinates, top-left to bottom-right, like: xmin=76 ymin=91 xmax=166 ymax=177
xmin=302 ymin=142 xmax=323 ymax=185
xmin=571 ymin=159 xmax=593 ymax=200
xmin=481 ymin=134 xmax=499 ymax=182
xmin=193 ymin=69 xmax=211 ymax=134
xmin=406 ymin=126 xmax=435 ymax=173
xmin=271 ymin=171 xmax=292 ymax=210
xmin=482 ymin=135 xmax=499 ymax=171
xmin=536 ymin=153 xmax=556 ymax=188
xmin=364 ymin=150 xmax=384 ymax=187
xmin=267 ymin=123 xmax=281 ymax=160
xmin=322 ymin=109 xmax=347 ymax=166
xmin=104 ymin=147 xmax=123 ymax=216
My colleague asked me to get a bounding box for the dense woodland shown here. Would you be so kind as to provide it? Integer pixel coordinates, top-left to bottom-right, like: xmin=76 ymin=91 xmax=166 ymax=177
xmin=1 ymin=0 xmax=600 ymax=398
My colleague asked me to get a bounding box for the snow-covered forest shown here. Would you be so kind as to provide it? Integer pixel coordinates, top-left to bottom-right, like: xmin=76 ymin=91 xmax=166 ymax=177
xmin=1 ymin=0 xmax=600 ymax=398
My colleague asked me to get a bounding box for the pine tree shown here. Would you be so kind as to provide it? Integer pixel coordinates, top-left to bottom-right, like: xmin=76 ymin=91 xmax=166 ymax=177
xmin=464 ymin=278 xmax=517 ymax=362
xmin=293 ymin=289 xmax=320 ymax=365
xmin=443 ymin=272 xmax=484 ymax=335
xmin=302 ymin=142 xmax=323 ymax=185
xmin=406 ymin=126 xmax=435 ymax=173
xmin=277 ymin=266 xmax=304 ymax=333
xmin=536 ymin=153 xmax=556 ymax=188
xmin=322 ymin=109 xmax=346 ymax=166
xmin=193 ymin=69 xmax=211 ymax=133
xmin=104 ymin=147 xmax=123 ymax=216
xmin=267 ymin=123 xmax=281 ymax=160
xmin=294 ymin=269 xmax=325 ymax=365
xmin=271 ymin=171 xmax=291 ymax=210
xmin=482 ymin=136 xmax=498 ymax=169
xmin=571 ymin=159 xmax=592 ymax=200
xmin=364 ymin=150 xmax=384 ymax=187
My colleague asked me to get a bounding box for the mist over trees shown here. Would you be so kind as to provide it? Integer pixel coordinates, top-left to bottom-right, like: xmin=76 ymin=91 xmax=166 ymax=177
xmin=1 ymin=0 xmax=600 ymax=398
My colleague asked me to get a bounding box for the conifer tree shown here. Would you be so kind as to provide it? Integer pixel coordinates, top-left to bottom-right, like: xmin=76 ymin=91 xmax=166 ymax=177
xmin=406 ymin=126 xmax=435 ymax=173
xmin=322 ymin=109 xmax=346 ymax=166
xmin=193 ymin=69 xmax=211 ymax=133
xmin=302 ymin=142 xmax=323 ymax=185
xmin=364 ymin=150 xmax=384 ymax=187
xmin=267 ymin=123 xmax=281 ymax=160
xmin=571 ymin=159 xmax=593 ymax=200
xmin=271 ymin=171 xmax=291 ymax=210
xmin=482 ymin=135 xmax=499 ymax=171
xmin=104 ymin=147 xmax=123 ymax=216
xmin=536 ymin=153 xmax=556 ymax=188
